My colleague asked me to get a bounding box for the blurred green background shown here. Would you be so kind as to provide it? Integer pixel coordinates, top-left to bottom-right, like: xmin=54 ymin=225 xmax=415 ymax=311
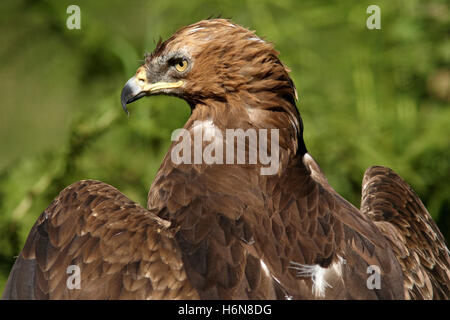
xmin=0 ymin=0 xmax=449 ymax=294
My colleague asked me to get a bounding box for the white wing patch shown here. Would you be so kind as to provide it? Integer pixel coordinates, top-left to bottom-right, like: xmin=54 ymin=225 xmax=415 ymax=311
xmin=289 ymin=256 xmax=345 ymax=298
xmin=290 ymin=262 xmax=331 ymax=297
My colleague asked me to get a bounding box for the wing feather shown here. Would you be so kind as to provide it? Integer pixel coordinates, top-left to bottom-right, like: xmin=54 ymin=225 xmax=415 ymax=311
xmin=2 ymin=180 xmax=198 ymax=300
xmin=361 ymin=166 xmax=450 ymax=299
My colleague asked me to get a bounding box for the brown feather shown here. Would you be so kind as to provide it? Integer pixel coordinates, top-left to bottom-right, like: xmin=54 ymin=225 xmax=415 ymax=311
xmin=361 ymin=166 xmax=450 ymax=299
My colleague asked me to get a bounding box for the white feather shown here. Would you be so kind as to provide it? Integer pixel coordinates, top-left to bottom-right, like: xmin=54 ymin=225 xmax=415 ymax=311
xmin=289 ymin=256 xmax=345 ymax=298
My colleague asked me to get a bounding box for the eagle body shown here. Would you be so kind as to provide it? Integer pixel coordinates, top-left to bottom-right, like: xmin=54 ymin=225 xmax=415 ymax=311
xmin=3 ymin=19 xmax=449 ymax=300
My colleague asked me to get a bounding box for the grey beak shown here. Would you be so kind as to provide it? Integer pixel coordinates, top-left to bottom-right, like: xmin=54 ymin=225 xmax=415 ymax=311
xmin=121 ymin=76 xmax=145 ymax=115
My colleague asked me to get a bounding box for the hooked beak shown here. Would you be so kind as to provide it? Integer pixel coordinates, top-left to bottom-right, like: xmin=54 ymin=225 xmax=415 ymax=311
xmin=121 ymin=66 xmax=183 ymax=115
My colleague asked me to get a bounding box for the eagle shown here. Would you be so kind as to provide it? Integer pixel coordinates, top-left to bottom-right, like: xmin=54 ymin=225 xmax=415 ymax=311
xmin=2 ymin=19 xmax=449 ymax=300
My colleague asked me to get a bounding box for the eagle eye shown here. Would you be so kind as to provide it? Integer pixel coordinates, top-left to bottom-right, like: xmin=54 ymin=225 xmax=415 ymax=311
xmin=175 ymin=59 xmax=188 ymax=72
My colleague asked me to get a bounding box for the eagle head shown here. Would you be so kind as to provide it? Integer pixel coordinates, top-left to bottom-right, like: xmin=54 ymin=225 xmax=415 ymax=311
xmin=121 ymin=19 xmax=298 ymax=116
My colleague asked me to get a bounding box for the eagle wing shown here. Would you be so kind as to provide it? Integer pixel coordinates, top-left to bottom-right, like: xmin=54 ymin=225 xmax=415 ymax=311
xmin=266 ymin=154 xmax=405 ymax=299
xmin=361 ymin=166 xmax=450 ymax=299
xmin=2 ymin=180 xmax=198 ymax=300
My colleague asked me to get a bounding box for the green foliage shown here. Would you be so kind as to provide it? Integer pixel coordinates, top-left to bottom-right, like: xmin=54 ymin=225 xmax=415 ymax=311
xmin=0 ymin=0 xmax=448 ymax=294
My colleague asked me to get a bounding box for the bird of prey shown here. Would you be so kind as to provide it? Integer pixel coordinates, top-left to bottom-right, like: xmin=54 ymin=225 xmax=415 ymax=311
xmin=2 ymin=19 xmax=449 ymax=300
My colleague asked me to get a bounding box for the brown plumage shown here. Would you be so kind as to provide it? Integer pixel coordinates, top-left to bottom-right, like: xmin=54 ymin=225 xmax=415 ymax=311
xmin=2 ymin=19 xmax=449 ymax=300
